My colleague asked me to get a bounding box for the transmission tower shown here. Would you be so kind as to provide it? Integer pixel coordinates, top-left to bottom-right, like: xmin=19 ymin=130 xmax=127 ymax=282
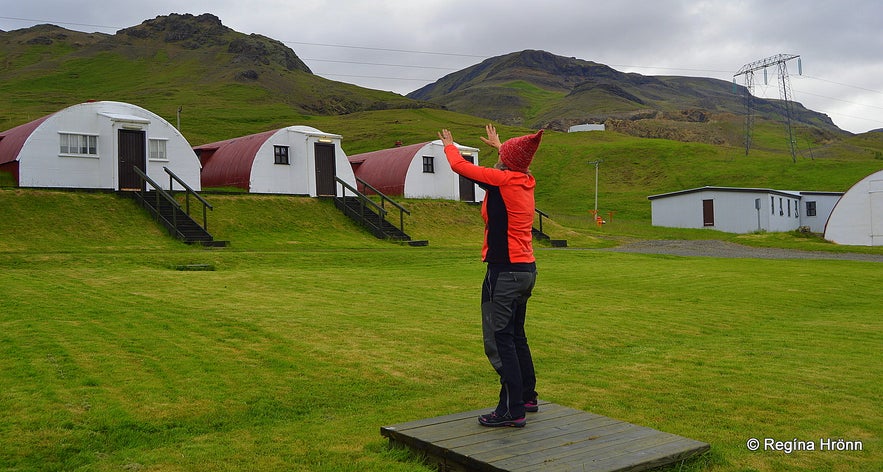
xmin=734 ymin=54 xmax=802 ymax=162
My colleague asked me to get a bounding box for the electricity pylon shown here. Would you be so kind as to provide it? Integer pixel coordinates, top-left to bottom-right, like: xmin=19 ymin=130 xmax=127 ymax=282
xmin=734 ymin=54 xmax=802 ymax=162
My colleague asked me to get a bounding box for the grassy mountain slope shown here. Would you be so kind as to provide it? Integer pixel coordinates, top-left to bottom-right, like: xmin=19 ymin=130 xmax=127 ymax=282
xmin=407 ymin=50 xmax=844 ymax=144
xmin=0 ymin=14 xmax=429 ymax=145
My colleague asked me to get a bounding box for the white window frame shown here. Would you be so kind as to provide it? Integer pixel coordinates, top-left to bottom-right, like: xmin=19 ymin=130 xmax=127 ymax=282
xmin=149 ymin=138 xmax=169 ymax=161
xmin=59 ymin=132 xmax=99 ymax=157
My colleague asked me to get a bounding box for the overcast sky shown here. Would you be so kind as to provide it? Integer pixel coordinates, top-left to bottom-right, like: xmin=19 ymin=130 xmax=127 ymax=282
xmin=2 ymin=0 xmax=881 ymax=133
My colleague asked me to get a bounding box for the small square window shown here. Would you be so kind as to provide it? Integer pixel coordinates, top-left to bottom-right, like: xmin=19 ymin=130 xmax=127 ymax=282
xmin=149 ymin=139 xmax=167 ymax=160
xmin=274 ymin=145 xmax=290 ymax=165
xmin=806 ymin=201 xmax=817 ymax=217
xmin=422 ymin=156 xmax=434 ymax=173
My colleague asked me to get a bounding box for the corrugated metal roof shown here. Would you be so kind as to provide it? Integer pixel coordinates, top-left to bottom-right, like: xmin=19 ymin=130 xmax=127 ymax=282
xmin=195 ymin=129 xmax=278 ymax=189
xmin=0 ymin=114 xmax=54 ymax=166
xmin=347 ymin=142 xmax=429 ymax=196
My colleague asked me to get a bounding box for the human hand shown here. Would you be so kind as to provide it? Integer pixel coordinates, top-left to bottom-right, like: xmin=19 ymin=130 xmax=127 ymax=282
xmin=479 ymin=123 xmax=502 ymax=149
xmin=438 ymin=129 xmax=454 ymax=146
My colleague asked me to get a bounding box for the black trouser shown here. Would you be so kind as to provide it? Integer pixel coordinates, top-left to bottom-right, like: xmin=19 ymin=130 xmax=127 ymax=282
xmin=482 ymin=265 xmax=537 ymax=418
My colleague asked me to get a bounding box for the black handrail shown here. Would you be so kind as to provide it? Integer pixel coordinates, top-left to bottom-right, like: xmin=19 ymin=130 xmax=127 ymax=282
xmin=336 ymin=176 xmax=388 ymax=223
xmin=164 ymin=166 xmax=213 ymax=230
xmin=535 ymin=208 xmax=550 ymax=235
xmin=354 ymin=176 xmax=410 ymax=233
xmin=132 ymin=167 xmax=186 ymax=240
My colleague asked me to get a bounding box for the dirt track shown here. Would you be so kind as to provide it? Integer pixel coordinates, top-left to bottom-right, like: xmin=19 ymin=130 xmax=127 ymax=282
xmin=602 ymin=239 xmax=883 ymax=263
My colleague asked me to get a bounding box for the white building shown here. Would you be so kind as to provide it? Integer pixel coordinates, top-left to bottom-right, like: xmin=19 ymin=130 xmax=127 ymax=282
xmin=0 ymin=101 xmax=201 ymax=191
xmin=824 ymin=169 xmax=883 ymax=246
xmin=348 ymin=140 xmax=485 ymax=202
xmin=649 ymin=186 xmax=842 ymax=234
xmin=568 ymin=124 xmax=605 ymax=132
xmin=194 ymin=126 xmax=357 ymax=196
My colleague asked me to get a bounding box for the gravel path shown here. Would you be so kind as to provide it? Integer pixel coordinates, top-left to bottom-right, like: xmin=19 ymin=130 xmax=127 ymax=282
xmin=603 ymin=239 xmax=883 ymax=263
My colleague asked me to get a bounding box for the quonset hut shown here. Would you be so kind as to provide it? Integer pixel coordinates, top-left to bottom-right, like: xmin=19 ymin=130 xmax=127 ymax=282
xmin=0 ymin=100 xmax=201 ymax=191
xmin=348 ymin=140 xmax=484 ymax=202
xmin=194 ymin=126 xmax=356 ymax=196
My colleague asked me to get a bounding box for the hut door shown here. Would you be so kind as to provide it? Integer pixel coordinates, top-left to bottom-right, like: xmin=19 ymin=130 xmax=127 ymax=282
xmin=459 ymin=155 xmax=476 ymax=202
xmin=314 ymin=142 xmax=336 ymax=196
xmin=118 ymin=129 xmax=146 ymax=191
xmin=702 ymin=199 xmax=715 ymax=226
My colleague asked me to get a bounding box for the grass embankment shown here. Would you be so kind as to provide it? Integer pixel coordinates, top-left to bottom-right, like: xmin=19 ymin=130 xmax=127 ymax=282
xmin=1 ymin=190 xmax=880 ymax=471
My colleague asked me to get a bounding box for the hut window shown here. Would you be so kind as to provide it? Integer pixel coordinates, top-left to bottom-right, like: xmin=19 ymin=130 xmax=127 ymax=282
xmin=148 ymin=139 xmax=167 ymax=160
xmin=422 ymin=156 xmax=435 ymax=173
xmin=59 ymin=133 xmax=98 ymax=156
xmin=806 ymin=201 xmax=817 ymax=217
xmin=274 ymin=145 xmax=290 ymax=165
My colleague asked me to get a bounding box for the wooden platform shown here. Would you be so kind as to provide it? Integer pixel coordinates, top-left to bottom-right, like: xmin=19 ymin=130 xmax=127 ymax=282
xmin=381 ymin=400 xmax=709 ymax=472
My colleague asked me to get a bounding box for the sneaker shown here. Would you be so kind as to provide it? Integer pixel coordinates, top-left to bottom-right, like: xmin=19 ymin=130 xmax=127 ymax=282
xmin=524 ymin=399 xmax=539 ymax=413
xmin=478 ymin=412 xmax=526 ymax=428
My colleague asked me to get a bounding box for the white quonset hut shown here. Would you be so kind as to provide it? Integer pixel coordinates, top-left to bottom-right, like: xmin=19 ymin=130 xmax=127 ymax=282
xmin=347 ymin=140 xmax=485 ymax=202
xmin=824 ymin=169 xmax=883 ymax=246
xmin=0 ymin=101 xmax=201 ymax=191
xmin=194 ymin=126 xmax=357 ymax=196
xmin=648 ymin=186 xmax=842 ymax=234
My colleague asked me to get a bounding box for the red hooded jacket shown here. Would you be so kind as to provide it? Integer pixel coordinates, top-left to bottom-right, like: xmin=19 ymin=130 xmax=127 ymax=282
xmin=444 ymin=144 xmax=536 ymax=264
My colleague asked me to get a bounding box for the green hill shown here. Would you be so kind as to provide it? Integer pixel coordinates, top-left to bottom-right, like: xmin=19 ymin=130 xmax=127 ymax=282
xmin=407 ymin=50 xmax=843 ymax=143
xmin=0 ymin=13 xmax=432 ymax=145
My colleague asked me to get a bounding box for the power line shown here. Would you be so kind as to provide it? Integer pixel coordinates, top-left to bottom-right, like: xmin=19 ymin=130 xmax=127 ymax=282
xmin=0 ymin=15 xmax=122 ymax=31
xmin=312 ymin=72 xmax=441 ymax=82
xmin=800 ymin=75 xmax=883 ymax=95
xmin=282 ymin=40 xmax=485 ymax=58
xmin=302 ymin=58 xmax=459 ymax=71
xmin=791 ymin=88 xmax=883 ymax=112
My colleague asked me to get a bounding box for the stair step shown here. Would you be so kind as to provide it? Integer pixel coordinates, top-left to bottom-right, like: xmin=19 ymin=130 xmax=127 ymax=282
xmin=132 ymin=191 xmax=215 ymax=244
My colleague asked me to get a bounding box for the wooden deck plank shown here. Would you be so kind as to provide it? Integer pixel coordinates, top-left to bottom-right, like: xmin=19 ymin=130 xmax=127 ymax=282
xmin=480 ymin=422 xmax=663 ymax=469
xmin=381 ymin=401 xmax=709 ymax=472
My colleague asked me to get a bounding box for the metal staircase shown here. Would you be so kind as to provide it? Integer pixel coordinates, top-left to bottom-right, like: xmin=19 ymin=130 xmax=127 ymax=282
xmin=333 ymin=177 xmax=427 ymax=246
xmin=130 ymin=167 xmax=225 ymax=246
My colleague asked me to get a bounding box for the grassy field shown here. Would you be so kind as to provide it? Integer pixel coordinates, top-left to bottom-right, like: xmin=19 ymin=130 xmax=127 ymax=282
xmin=1 ymin=189 xmax=880 ymax=471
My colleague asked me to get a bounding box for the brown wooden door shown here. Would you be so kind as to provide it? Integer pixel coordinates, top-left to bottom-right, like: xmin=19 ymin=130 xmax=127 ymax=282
xmin=118 ymin=129 xmax=146 ymax=191
xmin=314 ymin=143 xmax=336 ymax=196
xmin=702 ymin=199 xmax=715 ymax=226
xmin=459 ymin=155 xmax=475 ymax=201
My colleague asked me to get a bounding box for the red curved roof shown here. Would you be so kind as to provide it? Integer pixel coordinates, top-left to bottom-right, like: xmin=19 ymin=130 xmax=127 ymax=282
xmin=194 ymin=129 xmax=278 ymax=189
xmin=348 ymin=142 xmax=429 ymax=195
xmin=0 ymin=114 xmax=54 ymax=185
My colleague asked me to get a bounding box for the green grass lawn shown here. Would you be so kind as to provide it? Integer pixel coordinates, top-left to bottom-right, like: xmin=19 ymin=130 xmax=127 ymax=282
xmin=1 ymin=190 xmax=880 ymax=471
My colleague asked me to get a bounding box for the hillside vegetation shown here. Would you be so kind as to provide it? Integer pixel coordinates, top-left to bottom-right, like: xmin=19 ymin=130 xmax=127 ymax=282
xmin=2 ymin=14 xmax=883 ymax=245
xmin=0 ymin=14 xmax=430 ymax=145
xmin=407 ymin=50 xmax=843 ymax=139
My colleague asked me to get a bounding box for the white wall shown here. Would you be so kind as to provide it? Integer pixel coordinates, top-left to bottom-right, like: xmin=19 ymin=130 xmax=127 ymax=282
xmin=825 ymin=170 xmax=883 ymax=246
xmin=651 ymin=188 xmax=802 ymax=234
xmin=568 ymin=124 xmax=605 ymax=132
xmin=799 ymin=193 xmax=842 ymax=233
